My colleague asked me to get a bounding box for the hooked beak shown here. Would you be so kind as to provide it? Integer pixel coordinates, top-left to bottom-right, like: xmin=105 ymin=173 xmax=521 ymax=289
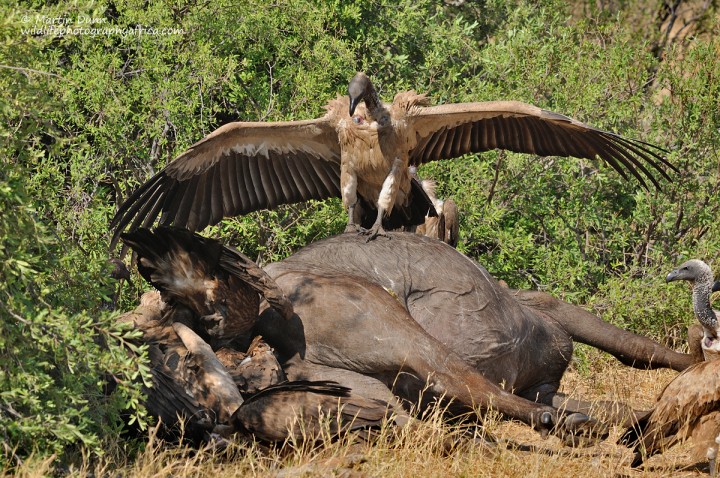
xmin=665 ymin=269 xmax=683 ymax=282
xmin=349 ymin=96 xmax=361 ymax=116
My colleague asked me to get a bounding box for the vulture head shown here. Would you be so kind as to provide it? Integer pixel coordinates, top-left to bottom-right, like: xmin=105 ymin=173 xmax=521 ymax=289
xmin=348 ymin=72 xmax=373 ymax=116
xmin=666 ymin=259 xmax=713 ymax=285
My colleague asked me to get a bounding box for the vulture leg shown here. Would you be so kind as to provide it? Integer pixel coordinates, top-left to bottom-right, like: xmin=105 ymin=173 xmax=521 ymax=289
xmin=362 ymin=158 xmax=405 ymax=241
xmin=340 ymin=160 xmax=361 ymax=233
xmin=363 ymin=210 xmax=389 ymax=242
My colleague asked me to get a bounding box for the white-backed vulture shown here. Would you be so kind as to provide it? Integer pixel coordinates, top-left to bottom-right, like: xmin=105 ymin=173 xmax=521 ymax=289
xmin=619 ymin=260 xmax=720 ymax=474
xmin=620 ymin=359 xmax=720 ymax=475
xmin=120 ymin=227 xmax=293 ymax=348
xmin=666 ymin=259 xmax=720 ymax=360
xmin=110 ymin=72 xmax=674 ymax=244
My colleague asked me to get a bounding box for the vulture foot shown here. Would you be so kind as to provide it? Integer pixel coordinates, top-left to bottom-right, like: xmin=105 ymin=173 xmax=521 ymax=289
xmin=361 ymin=224 xmax=390 ymax=242
xmin=344 ymin=223 xmax=362 ymax=234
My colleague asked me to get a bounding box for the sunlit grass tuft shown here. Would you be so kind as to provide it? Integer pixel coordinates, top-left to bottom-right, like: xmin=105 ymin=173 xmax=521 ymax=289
xmin=3 ymin=357 xmax=711 ymax=477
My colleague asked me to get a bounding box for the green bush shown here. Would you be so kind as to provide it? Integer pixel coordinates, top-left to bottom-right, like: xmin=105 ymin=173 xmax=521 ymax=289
xmin=1 ymin=0 xmax=719 ymax=467
xmin=0 ymin=166 xmax=150 ymax=466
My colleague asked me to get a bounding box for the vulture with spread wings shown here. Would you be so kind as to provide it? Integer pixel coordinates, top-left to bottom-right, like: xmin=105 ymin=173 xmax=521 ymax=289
xmin=111 ymin=72 xmax=674 ymax=244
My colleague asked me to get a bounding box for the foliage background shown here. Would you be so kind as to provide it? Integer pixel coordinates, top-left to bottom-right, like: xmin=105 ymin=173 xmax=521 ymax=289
xmin=0 ymin=0 xmax=718 ymax=468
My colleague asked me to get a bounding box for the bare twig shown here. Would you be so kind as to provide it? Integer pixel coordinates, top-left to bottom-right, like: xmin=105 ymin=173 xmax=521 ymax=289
xmin=0 ymin=64 xmax=65 ymax=80
xmin=486 ymin=151 xmax=504 ymax=206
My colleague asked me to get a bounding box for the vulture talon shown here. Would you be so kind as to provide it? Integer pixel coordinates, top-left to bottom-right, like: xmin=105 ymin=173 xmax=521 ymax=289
xmin=110 ymin=72 xmax=674 ymax=248
xmin=363 ymin=224 xmax=390 ymax=242
xmin=344 ymin=223 xmax=362 ymax=234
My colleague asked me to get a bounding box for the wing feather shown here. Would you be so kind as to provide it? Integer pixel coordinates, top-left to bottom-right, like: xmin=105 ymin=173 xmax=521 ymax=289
xmin=285 ymin=153 xmax=318 ymax=200
xmin=209 ymin=165 xmax=225 ymax=227
xmin=240 ymin=154 xmax=260 ymax=211
xmin=172 ymin=176 xmax=198 ymax=228
xmin=110 ymin=118 xmax=341 ymax=247
xmin=407 ymin=101 xmax=674 ymax=187
xmin=223 ymin=156 xmax=241 ymax=214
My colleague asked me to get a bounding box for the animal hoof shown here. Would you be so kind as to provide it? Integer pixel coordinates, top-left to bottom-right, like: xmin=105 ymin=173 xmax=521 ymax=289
xmin=538 ymin=411 xmax=553 ymax=439
xmin=557 ymin=412 xmax=609 ymax=447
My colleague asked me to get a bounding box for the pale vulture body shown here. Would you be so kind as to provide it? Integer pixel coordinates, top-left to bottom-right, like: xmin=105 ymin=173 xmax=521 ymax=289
xmin=110 ymin=73 xmax=674 ymax=243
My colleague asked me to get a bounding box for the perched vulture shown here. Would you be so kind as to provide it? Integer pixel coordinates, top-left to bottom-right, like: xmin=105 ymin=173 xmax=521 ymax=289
xmin=666 ymin=260 xmax=720 ymax=361
xmin=231 ymin=380 xmax=392 ymax=443
xmin=110 ymin=72 xmax=674 ymax=244
xmin=120 ymin=227 xmax=294 ymax=347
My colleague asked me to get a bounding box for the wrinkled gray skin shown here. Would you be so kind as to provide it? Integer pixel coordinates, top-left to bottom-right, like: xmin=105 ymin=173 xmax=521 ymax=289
xmin=254 ymin=233 xmax=694 ymax=438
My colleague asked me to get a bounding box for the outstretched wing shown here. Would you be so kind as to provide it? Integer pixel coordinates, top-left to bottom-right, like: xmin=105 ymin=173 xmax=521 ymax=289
xmin=407 ymin=100 xmax=675 ymax=188
xmin=111 ymin=117 xmax=342 ymax=247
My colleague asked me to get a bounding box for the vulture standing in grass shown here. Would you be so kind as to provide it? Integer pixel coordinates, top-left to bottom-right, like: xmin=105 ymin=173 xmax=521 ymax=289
xmin=110 ymin=72 xmax=675 ymax=244
xmin=620 ymin=358 xmax=720 ymax=476
xmin=620 ymin=260 xmax=720 ymax=475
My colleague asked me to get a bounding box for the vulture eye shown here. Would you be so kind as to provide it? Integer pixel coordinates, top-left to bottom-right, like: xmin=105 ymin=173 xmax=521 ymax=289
xmin=352 ymin=115 xmax=364 ymax=124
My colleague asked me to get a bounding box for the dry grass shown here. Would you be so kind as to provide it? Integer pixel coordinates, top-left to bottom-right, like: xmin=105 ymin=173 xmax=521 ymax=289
xmin=3 ymin=352 xmax=711 ymax=478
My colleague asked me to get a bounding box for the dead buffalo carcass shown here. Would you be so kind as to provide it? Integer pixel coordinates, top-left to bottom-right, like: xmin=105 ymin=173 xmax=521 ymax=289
xmin=120 ymin=229 xmax=694 ymax=446
xmin=254 ymin=232 xmax=695 ymax=434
